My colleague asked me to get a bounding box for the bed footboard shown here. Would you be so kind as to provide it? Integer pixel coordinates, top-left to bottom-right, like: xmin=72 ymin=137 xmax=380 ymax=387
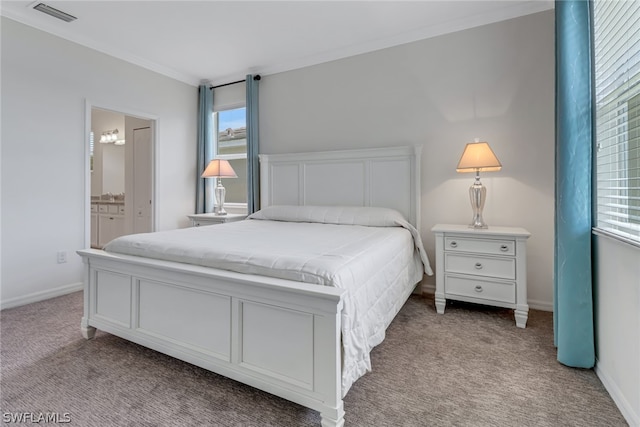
xmin=77 ymin=249 xmax=346 ymax=426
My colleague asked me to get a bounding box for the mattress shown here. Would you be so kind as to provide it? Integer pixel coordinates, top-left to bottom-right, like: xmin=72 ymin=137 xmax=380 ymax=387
xmin=104 ymin=205 xmax=432 ymax=395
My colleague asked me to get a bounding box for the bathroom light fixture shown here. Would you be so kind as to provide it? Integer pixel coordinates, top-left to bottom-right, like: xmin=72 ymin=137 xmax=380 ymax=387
xmin=99 ymin=129 xmax=125 ymax=145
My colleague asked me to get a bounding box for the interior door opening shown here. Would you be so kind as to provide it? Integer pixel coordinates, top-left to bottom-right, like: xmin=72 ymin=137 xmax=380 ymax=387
xmin=88 ymin=106 xmax=156 ymax=249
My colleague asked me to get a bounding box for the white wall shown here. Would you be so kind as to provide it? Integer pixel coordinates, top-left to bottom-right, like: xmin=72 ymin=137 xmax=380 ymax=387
xmin=594 ymin=235 xmax=640 ymax=427
xmin=259 ymin=10 xmax=555 ymax=309
xmin=0 ymin=17 xmax=197 ymax=308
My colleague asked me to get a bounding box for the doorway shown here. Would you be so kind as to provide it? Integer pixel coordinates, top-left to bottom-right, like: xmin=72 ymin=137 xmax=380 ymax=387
xmin=86 ymin=104 xmax=156 ymax=249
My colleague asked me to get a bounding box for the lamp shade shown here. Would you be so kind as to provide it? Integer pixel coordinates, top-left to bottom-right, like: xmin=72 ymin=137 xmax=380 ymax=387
xmin=201 ymin=159 xmax=237 ymax=178
xmin=456 ymin=141 xmax=502 ymax=173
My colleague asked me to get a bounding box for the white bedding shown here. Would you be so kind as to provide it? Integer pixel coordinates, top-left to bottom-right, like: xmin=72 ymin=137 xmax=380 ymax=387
xmin=104 ymin=206 xmax=432 ymax=395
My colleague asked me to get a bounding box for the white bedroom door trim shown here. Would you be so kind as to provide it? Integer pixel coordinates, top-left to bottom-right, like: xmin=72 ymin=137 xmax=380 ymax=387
xmin=84 ymin=99 xmax=159 ymax=249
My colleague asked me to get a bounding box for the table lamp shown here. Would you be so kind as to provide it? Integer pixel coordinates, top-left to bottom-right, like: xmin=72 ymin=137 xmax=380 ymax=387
xmin=456 ymin=140 xmax=502 ymax=229
xmin=202 ymin=159 xmax=237 ymax=215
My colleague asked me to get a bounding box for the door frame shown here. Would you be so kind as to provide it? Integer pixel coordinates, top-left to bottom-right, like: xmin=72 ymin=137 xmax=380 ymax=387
xmin=84 ymin=99 xmax=159 ymax=249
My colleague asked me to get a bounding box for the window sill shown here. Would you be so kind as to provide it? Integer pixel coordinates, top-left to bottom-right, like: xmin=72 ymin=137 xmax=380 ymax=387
xmin=592 ymin=227 xmax=640 ymax=250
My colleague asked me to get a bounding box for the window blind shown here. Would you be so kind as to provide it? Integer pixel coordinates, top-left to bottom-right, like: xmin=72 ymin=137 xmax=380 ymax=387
xmin=594 ymin=0 xmax=640 ymax=242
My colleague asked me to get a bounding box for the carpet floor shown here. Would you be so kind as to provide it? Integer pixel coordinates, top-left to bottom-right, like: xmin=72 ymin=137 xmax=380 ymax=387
xmin=0 ymin=291 xmax=627 ymax=426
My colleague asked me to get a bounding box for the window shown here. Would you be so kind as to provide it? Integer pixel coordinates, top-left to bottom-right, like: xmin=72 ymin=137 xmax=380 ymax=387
xmin=594 ymin=0 xmax=640 ymax=243
xmin=214 ymin=106 xmax=247 ymax=206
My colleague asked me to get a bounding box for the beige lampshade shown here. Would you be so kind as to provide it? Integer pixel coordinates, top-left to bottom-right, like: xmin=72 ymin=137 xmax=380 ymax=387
xmin=201 ymin=159 xmax=237 ymax=178
xmin=456 ymin=141 xmax=502 ymax=173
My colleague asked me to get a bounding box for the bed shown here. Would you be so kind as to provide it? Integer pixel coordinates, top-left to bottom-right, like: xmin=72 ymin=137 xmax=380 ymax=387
xmin=77 ymin=146 xmax=430 ymax=426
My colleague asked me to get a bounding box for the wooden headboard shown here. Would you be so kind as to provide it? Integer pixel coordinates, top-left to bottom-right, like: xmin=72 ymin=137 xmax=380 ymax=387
xmin=259 ymin=146 xmax=422 ymax=230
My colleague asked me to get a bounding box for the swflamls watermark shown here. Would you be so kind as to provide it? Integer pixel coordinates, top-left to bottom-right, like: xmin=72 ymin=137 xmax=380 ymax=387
xmin=1 ymin=412 xmax=71 ymax=424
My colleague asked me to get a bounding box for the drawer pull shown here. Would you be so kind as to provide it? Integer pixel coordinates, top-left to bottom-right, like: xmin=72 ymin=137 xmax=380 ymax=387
xmin=450 ymin=241 xmax=458 ymax=248
xmin=500 ymin=245 xmax=509 ymax=252
xmin=474 ymin=262 xmax=483 ymax=269
xmin=475 ymin=285 xmax=483 ymax=292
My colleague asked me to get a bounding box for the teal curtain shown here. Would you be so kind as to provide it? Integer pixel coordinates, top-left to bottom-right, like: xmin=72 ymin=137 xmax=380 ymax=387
xmin=554 ymin=0 xmax=595 ymax=368
xmin=246 ymin=75 xmax=260 ymax=213
xmin=196 ymin=84 xmax=214 ymax=214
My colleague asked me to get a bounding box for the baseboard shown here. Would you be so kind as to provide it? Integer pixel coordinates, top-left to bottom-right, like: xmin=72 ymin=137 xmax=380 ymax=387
xmin=595 ymin=359 xmax=640 ymax=427
xmin=0 ymin=282 xmax=83 ymax=310
xmin=527 ymin=299 xmax=553 ymax=312
xmin=421 ymin=283 xmax=435 ymax=294
xmin=421 ymin=286 xmax=553 ymax=312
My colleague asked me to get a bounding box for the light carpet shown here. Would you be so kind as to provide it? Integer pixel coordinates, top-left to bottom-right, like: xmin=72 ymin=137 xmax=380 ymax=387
xmin=0 ymin=291 xmax=627 ymax=426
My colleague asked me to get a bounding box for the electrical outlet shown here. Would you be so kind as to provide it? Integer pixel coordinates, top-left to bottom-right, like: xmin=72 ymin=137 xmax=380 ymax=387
xmin=57 ymin=251 xmax=67 ymax=264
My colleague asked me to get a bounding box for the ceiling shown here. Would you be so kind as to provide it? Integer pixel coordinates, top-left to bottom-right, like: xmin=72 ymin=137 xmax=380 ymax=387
xmin=1 ymin=1 xmax=553 ymax=87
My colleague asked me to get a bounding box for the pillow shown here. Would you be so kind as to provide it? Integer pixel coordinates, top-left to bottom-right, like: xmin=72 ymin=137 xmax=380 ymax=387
xmin=248 ymin=205 xmax=407 ymax=227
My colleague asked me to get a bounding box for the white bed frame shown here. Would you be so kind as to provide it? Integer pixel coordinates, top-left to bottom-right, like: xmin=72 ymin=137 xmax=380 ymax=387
xmin=77 ymin=146 xmax=422 ymax=427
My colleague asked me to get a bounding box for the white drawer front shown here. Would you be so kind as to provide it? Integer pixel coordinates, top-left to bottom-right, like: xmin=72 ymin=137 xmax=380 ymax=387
xmin=446 ymin=275 xmax=516 ymax=304
xmin=98 ymin=204 xmax=108 ymax=213
xmin=445 ymin=253 xmax=515 ymax=280
xmin=445 ymin=237 xmax=515 ymax=256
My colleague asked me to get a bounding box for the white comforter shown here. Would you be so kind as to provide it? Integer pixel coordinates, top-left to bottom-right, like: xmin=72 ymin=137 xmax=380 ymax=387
xmin=104 ymin=205 xmax=432 ymax=395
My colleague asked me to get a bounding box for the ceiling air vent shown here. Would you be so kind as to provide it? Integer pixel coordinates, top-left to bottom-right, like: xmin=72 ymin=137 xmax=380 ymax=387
xmin=33 ymin=3 xmax=77 ymax=22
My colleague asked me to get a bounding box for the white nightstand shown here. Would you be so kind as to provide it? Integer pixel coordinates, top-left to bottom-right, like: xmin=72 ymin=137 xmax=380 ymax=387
xmin=187 ymin=213 xmax=247 ymax=227
xmin=431 ymin=224 xmax=531 ymax=328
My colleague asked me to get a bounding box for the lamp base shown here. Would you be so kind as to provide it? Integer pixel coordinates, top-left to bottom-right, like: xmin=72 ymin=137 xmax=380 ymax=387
xmin=469 ymin=218 xmax=488 ymax=229
xmin=468 ymin=175 xmax=488 ymax=229
xmin=214 ymin=180 xmax=227 ymax=216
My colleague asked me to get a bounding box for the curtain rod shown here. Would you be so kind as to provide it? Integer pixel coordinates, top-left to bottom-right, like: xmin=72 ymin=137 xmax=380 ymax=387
xmin=210 ymin=75 xmax=261 ymax=90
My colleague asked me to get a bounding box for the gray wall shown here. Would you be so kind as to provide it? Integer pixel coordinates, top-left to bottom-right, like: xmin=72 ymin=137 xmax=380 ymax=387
xmin=259 ymin=10 xmax=556 ymax=309
xmin=1 ymin=17 xmax=197 ymax=307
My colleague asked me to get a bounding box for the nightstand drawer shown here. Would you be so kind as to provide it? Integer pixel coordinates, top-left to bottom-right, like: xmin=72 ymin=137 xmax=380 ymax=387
xmin=445 ymin=253 xmax=515 ymax=280
xmin=446 ymin=275 xmax=516 ymax=304
xmin=445 ymin=237 xmax=515 ymax=256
